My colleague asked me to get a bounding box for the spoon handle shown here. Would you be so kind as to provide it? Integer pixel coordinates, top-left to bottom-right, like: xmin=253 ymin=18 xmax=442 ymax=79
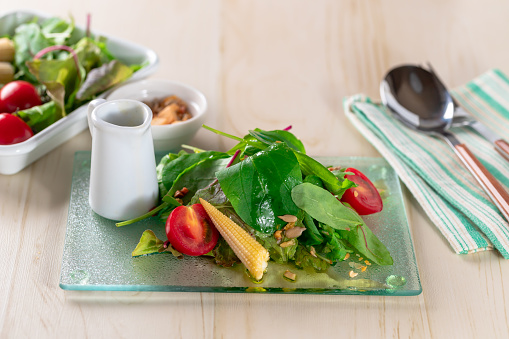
xmin=495 ymin=139 xmax=509 ymax=162
xmin=468 ymin=120 xmax=509 ymax=161
xmin=453 ymin=142 xmax=509 ymax=222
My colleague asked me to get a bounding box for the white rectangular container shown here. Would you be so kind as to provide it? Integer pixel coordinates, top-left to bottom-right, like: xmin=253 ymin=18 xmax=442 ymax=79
xmin=0 ymin=10 xmax=158 ymax=175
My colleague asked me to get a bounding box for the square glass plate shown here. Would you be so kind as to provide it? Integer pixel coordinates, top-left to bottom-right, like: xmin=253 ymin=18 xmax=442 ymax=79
xmin=60 ymin=152 xmax=421 ymax=295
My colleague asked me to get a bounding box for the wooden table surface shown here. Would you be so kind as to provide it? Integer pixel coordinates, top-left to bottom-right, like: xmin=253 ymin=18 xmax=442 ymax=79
xmin=2 ymin=1 xmax=509 ymax=338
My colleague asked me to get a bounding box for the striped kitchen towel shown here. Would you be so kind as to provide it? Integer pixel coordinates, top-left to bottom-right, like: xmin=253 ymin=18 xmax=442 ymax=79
xmin=344 ymin=69 xmax=509 ymax=258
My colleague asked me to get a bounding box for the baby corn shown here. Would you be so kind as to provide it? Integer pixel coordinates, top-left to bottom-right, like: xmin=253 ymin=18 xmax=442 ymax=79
xmin=199 ymin=198 xmax=269 ymax=281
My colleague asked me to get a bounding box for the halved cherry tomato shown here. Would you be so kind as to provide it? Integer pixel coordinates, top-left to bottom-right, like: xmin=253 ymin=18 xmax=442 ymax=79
xmin=340 ymin=167 xmax=383 ymax=215
xmin=0 ymin=113 xmax=34 ymax=145
xmin=0 ymin=80 xmax=42 ymax=113
xmin=166 ymin=203 xmax=219 ymax=256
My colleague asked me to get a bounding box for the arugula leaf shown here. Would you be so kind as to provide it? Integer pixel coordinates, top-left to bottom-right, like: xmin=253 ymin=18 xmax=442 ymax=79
xmin=292 ymin=183 xmax=363 ymax=231
xmin=217 ymin=143 xmax=302 ymax=233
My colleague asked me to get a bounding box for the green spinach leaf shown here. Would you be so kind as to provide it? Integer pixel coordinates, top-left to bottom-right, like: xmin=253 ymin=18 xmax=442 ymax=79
xmin=158 ymin=150 xmax=229 ymax=196
xmin=293 ymin=152 xmax=348 ymax=196
xmin=164 ymin=157 xmax=232 ymax=206
xmin=292 ymin=183 xmax=363 ymax=230
xmin=340 ymin=225 xmax=393 ymax=265
xmin=248 ymin=128 xmax=306 ymax=153
xmin=217 ymin=143 xmax=302 ymax=233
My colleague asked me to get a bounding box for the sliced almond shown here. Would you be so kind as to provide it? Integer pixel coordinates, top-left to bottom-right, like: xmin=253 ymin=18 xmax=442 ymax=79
xmin=278 ymin=215 xmax=297 ymax=223
xmin=283 ymin=270 xmax=297 ymax=281
xmin=285 ymin=226 xmax=306 ymax=239
xmin=280 ymin=239 xmax=296 ymax=248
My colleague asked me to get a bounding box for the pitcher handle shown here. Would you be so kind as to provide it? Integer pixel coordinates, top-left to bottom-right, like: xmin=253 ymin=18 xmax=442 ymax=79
xmin=88 ymin=99 xmax=107 ymax=138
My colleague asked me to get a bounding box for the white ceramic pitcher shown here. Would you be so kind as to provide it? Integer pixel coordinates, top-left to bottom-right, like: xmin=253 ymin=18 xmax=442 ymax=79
xmin=87 ymin=98 xmax=159 ymax=221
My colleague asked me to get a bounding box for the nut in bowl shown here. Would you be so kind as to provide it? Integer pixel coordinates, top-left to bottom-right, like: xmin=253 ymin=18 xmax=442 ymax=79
xmin=107 ymin=79 xmax=207 ymax=152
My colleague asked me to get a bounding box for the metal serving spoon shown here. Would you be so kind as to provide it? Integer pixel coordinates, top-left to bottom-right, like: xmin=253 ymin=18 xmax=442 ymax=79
xmin=380 ymin=64 xmax=509 ymax=222
xmin=424 ymin=63 xmax=509 ymax=161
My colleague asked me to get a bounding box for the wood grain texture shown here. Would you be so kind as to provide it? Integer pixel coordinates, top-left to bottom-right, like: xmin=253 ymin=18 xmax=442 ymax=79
xmin=1 ymin=0 xmax=509 ymax=338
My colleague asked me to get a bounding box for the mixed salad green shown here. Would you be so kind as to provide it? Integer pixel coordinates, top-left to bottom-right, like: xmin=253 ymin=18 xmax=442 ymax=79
xmin=3 ymin=15 xmax=142 ymax=135
xmin=124 ymin=126 xmax=393 ymax=280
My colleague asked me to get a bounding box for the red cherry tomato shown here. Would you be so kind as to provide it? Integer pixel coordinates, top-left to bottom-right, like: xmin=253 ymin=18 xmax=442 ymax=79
xmin=0 ymin=81 xmax=42 ymax=113
xmin=340 ymin=167 xmax=383 ymax=215
xmin=0 ymin=113 xmax=34 ymax=145
xmin=166 ymin=203 xmax=219 ymax=256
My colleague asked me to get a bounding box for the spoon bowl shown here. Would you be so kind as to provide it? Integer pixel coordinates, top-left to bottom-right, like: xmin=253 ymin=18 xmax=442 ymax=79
xmin=381 ymin=64 xmax=509 ymax=222
xmin=380 ymin=65 xmax=455 ymax=135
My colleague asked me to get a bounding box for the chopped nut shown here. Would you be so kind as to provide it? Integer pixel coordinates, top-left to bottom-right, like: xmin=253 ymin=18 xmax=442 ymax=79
xmin=354 ymin=191 xmax=359 ymax=197
xmin=344 ymin=253 xmax=350 ymax=260
xmin=283 ymin=270 xmax=297 ymax=281
xmin=349 ymin=271 xmax=358 ymax=278
xmin=328 ymin=166 xmax=342 ymax=171
xmin=360 ymin=266 xmax=367 ymax=272
xmin=358 ymin=257 xmax=363 ymax=261
xmin=274 ymin=230 xmax=283 ymax=240
xmin=283 ymin=222 xmax=295 ymax=230
xmin=285 ymin=226 xmax=306 ymax=239
xmin=364 ymin=260 xmax=371 ymax=266
xmin=280 ymin=239 xmax=296 ymax=248
xmin=278 ymin=215 xmax=298 ymax=223
xmin=145 ymin=95 xmax=192 ymax=125
xmin=309 ymin=246 xmax=317 ymax=258
xmin=174 ymin=187 xmax=189 ymax=198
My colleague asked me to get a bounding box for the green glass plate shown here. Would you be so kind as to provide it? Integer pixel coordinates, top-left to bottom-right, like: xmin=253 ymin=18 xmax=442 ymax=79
xmin=60 ymin=152 xmax=421 ymax=295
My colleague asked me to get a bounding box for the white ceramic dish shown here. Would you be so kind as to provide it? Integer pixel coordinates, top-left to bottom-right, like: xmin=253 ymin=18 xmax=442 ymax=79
xmin=0 ymin=10 xmax=158 ymax=175
xmin=106 ymin=79 xmax=207 ymax=152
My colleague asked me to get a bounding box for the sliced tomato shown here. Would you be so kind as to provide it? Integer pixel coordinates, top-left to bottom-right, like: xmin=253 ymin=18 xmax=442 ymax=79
xmin=340 ymin=167 xmax=383 ymax=215
xmin=166 ymin=204 xmax=219 ymax=256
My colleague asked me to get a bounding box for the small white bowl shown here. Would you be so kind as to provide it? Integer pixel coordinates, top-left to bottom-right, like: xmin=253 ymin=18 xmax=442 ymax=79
xmin=107 ymin=79 xmax=207 ymax=152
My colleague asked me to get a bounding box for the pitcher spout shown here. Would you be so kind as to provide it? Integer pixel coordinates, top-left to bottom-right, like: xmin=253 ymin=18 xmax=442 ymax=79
xmin=88 ymin=98 xmax=107 ymax=137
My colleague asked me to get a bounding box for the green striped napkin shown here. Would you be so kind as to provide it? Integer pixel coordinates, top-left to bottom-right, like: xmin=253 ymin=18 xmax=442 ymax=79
xmin=344 ymin=69 xmax=509 ymax=258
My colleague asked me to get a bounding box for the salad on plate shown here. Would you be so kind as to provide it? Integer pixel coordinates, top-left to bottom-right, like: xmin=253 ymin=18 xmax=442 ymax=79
xmin=120 ymin=125 xmax=393 ymax=282
xmin=0 ymin=15 xmax=143 ymax=145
